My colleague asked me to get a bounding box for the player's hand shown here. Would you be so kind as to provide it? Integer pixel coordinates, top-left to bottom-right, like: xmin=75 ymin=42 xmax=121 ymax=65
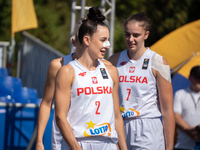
xmin=116 ymin=144 xmax=119 ymax=150
xmin=185 ymin=127 xmax=199 ymax=141
xmin=35 ymin=141 xmax=44 ymax=150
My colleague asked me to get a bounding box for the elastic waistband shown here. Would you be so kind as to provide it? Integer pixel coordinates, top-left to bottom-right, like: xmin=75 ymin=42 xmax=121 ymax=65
xmin=123 ymin=116 xmax=162 ymax=121
xmin=76 ymin=136 xmax=117 ymax=144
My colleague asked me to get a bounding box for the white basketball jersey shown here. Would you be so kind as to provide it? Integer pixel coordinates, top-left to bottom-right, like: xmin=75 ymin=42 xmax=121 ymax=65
xmin=116 ymin=48 xmax=161 ymax=119
xmin=52 ymin=54 xmax=73 ymax=150
xmin=67 ymin=59 xmax=118 ymax=143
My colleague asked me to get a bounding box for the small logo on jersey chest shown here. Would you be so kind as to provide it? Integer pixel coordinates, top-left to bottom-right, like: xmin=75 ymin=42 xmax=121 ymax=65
xmin=129 ymin=67 xmax=135 ymax=73
xmin=91 ymin=77 xmax=98 ymax=84
xmin=100 ymin=68 xmax=108 ymax=79
xmin=142 ymin=59 xmax=149 ymax=70
xmin=119 ymin=61 xmax=127 ymax=66
xmin=79 ymin=72 xmax=86 ymax=77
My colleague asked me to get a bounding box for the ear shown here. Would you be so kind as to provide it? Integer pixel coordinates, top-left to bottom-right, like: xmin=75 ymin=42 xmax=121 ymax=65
xmin=71 ymin=38 xmax=76 ymax=47
xmin=144 ymin=31 xmax=150 ymax=40
xmin=188 ymin=75 xmax=193 ymax=81
xmin=188 ymin=75 xmax=191 ymax=79
xmin=83 ymin=36 xmax=90 ymax=46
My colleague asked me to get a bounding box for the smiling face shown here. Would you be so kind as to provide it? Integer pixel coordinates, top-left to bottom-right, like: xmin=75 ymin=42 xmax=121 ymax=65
xmin=124 ymin=21 xmax=149 ymax=53
xmin=87 ymin=25 xmax=110 ymax=59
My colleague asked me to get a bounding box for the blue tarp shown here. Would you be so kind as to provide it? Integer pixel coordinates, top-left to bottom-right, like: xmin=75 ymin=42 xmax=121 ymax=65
xmin=0 ymin=103 xmax=53 ymax=150
xmin=172 ymin=73 xmax=191 ymax=95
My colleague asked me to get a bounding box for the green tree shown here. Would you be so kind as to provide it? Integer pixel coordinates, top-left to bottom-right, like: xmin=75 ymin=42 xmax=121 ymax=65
xmin=0 ymin=0 xmax=200 ymax=55
xmin=114 ymin=0 xmax=200 ymax=53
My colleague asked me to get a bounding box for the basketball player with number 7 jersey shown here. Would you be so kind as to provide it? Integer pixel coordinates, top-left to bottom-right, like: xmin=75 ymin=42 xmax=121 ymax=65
xmin=109 ymin=12 xmax=175 ymax=150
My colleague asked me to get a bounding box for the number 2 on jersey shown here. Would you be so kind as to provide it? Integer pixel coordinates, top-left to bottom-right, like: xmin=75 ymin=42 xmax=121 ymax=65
xmin=126 ymin=89 xmax=131 ymax=101
xmin=95 ymin=101 xmax=100 ymax=114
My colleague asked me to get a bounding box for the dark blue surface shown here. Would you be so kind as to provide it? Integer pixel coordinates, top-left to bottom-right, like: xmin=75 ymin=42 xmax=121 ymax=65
xmin=0 ymin=68 xmax=8 ymax=77
xmin=12 ymin=87 xmax=38 ymax=104
xmin=0 ymin=104 xmax=54 ymax=150
xmin=0 ymin=76 xmax=22 ymax=102
xmin=172 ymin=73 xmax=191 ymax=95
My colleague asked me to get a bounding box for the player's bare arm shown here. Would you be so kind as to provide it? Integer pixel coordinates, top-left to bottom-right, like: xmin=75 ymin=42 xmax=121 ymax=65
xmin=153 ymin=57 xmax=175 ymax=150
xmin=55 ymin=64 xmax=82 ymax=150
xmin=106 ymin=64 xmax=128 ymax=150
xmin=36 ymin=57 xmax=63 ymax=150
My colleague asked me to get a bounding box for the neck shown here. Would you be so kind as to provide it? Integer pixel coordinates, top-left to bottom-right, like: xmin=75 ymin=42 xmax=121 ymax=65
xmin=190 ymin=86 xmax=200 ymax=93
xmin=127 ymin=47 xmax=147 ymax=60
xmin=72 ymin=53 xmax=78 ymax=60
xmin=78 ymin=52 xmax=98 ymax=71
xmin=72 ymin=50 xmax=82 ymax=60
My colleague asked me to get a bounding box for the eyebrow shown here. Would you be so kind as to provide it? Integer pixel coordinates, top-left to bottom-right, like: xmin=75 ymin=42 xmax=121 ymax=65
xmin=124 ymin=31 xmax=130 ymax=34
xmin=100 ymin=37 xmax=109 ymax=40
xmin=124 ymin=31 xmax=141 ymax=35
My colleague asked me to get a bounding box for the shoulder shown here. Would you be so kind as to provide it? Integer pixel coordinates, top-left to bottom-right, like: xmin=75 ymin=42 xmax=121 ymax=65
xmin=108 ymin=52 xmax=122 ymax=66
xmin=56 ymin=63 xmax=75 ymax=83
xmin=47 ymin=57 xmax=63 ymax=78
xmin=175 ymin=88 xmax=189 ymax=96
xmin=105 ymin=63 xmax=117 ymax=72
xmin=58 ymin=63 xmax=74 ymax=75
xmin=100 ymin=59 xmax=113 ymax=66
xmin=152 ymin=52 xmax=169 ymax=65
xmin=174 ymin=88 xmax=189 ymax=105
xmin=151 ymin=53 xmax=170 ymax=79
xmin=49 ymin=57 xmax=63 ymax=70
xmin=162 ymin=57 xmax=169 ymax=65
xmin=105 ymin=64 xmax=118 ymax=81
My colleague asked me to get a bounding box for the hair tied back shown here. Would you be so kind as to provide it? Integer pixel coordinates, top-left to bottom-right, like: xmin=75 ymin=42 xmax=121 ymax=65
xmin=87 ymin=7 xmax=105 ymax=22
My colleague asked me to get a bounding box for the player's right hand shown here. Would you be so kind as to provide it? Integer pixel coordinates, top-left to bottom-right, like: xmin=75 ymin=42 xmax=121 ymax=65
xmin=35 ymin=142 xmax=44 ymax=150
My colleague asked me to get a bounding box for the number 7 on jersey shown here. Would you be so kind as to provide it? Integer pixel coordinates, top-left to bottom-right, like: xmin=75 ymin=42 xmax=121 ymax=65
xmin=126 ymin=89 xmax=131 ymax=101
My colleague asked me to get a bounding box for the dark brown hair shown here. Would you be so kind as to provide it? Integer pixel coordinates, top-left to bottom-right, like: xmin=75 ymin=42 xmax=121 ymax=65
xmin=78 ymin=7 xmax=107 ymax=44
xmin=124 ymin=12 xmax=152 ymax=31
xmin=190 ymin=65 xmax=200 ymax=79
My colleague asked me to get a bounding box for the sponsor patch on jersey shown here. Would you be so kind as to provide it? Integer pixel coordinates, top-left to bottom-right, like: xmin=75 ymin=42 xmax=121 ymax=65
xmin=79 ymin=72 xmax=86 ymax=77
xmin=142 ymin=59 xmax=149 ymax=69
xmin=91 ymin=77 xmax=98 ymax=84
xmin=83 ymin=120 xmax=111 ymax=137
xmin=120 ymin=106 xmax=140 ymax=119
xmin=119 ymin=61 xmax=127 ymax=66
xmin=100 ymin=68 xmax=108 ymax=79
xmin=129 ymin=67 xmax=135 ymax=73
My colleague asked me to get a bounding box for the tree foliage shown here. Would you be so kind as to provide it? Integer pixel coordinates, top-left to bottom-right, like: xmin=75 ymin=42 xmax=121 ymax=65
xmin=114 ymin=0 xmax=200 ymax=53
xmin=0 ymin=0 xmax=200 ymax=55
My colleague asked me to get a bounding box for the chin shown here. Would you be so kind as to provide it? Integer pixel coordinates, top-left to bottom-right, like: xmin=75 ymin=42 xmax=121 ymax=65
xmin=128 ymin=47 xmax=137 ymax=51
xmin=100 ymin=56 xmax=105 ymax=59
xmin=97 ymin=55 xmax=104 ymax=59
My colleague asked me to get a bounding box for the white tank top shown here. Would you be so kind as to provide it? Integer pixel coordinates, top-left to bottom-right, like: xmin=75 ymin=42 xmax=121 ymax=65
xmin=51 ymin=54 xmax=73 ymax=150
xmin=116 ymin=48 xmax=161 ymax=119
xmin=67 ymin=59 xmax=118 ymax=142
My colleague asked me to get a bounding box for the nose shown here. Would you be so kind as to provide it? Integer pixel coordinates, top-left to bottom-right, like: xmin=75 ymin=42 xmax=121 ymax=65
xmin=103 ymin=41 xmax=110 ymax=49
xmin=129 ymin=35 xmax=134 ymax=42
